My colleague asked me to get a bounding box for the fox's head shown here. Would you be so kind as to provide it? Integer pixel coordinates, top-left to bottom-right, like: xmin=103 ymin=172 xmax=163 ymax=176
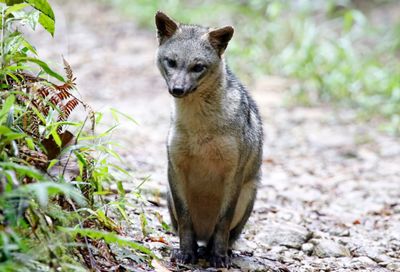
xmin=155 ymin=11 xmax=234 ymax=98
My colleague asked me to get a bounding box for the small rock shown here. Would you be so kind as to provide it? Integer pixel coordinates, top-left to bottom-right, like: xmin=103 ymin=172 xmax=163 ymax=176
xmin=267 ymin=245 xmax=287 ymax=260
xmin=386 ymin=262 xmax=400 ymax=271
xmin=258 ymin=223 xmax=311 ymax=249
xmin=337 ymin=229 xmax=350 ymax=237
xmin=312 ymin=239 xmax=351 ymax=258
xmin=367 ymin=250 xmax=392 ymax=263
xmin=356 ymin=256 xmax=376 ymax=265
xmin=234 ymin=237 xmax=259 ymax=255
xmin=232 ymin=256 xmax=282 ymax=272
xmin=270 ymin=245 xmax=287 ymax=254
xmin=350 ymin=256 xmax=377 ymax=268
xmin=301 ymin=243 xmax=314 ymax=255
xmin=312 ymin=231 xmax=329 ymax=240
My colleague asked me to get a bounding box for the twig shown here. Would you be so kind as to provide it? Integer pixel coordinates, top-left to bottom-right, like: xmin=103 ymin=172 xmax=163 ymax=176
xmin=66 ymin=195 xmax=97 ymax=270
xmin=1 ymin=7 xmax=6 ymax=69
xmin=61 ymin=116 xmax=88 ymax=177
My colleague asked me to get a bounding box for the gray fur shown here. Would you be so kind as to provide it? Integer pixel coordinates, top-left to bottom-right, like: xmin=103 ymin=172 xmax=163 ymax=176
xmin=155 ymin=11 xmax=263 ymax=268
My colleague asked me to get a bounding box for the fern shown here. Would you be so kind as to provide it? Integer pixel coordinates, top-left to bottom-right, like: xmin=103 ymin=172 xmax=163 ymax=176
xmin=8 ymin=59 xmax=95 ymax=137
xmin=0 ymin=1 xmax=152 ymax=270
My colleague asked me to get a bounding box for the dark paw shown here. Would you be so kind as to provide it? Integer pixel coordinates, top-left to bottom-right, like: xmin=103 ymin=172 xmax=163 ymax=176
xmin=209 ymin=254 xmax=231 ymax=268
xmin=197 ymin=246 xmax=210 ymax=260
xmin=170 ymin=248 xmax=197 ymax=264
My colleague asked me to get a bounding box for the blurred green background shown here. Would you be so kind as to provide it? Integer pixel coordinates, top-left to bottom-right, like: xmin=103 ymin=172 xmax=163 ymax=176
xmin=104 ymin=0 xmax=400 ymax=133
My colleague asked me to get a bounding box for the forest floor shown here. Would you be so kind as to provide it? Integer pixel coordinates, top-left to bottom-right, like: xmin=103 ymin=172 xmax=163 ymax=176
xmin=31 ymin=1 xmax=400 ymax=271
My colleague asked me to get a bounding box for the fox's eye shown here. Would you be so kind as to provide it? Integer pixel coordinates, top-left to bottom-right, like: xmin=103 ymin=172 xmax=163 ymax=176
xmin=191 ymin=64 xmax=206 ymax=73
xmin=166 ymin=58 xmax=177 ymax=68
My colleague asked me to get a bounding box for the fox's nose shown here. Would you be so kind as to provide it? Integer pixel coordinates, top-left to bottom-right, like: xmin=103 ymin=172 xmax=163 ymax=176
xmin=170 ymin=87 xmax=185 ymax=97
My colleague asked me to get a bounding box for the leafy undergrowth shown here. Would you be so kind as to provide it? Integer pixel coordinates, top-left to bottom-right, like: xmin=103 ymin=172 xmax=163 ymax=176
xmin=106 ymin=0 xmax=400 ymax=133
xmin=0 ymin=1 xmax=156 ymax=271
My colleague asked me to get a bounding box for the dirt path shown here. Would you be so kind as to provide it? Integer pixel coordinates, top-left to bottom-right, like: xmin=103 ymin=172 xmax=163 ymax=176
xmin=32 ymin=1 xmax=400 ymax=271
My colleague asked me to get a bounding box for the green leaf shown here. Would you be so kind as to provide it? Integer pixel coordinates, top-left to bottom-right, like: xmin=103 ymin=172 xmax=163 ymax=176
xmin=5 ymin=64 xmax=31 ymax=71
xmin=117 ymin=180 xmax=125 ymax=196
xmin=78 ymin=124 xmax=119 ymax=141
xmin=140 ymin=212 xmax=148 ymax=237
xmin=95 ymin=210 xmax=120 ymax=232
xmin=2 ymin=132 xmax=24 ymax=141
xmin=34 ymin=183 xmax=48 ymax=206
xmin=0 ymin=162 xmax=43 ymax=180
xmin=14 ymin=57 xmax=65 ymax=82
xmin=0 ymin=84 xmax=10 ymax=90
xmin=38 ymin=12 xmax=54 ymax=36
xmin=22 ymin=182 xmax=86 ymax=207
xmin=343 ymin=10 xmax=354 ymax=32
xmin=4 ymin=0 xmax=24 ymax=5
xmin=61 ymin=228 xmax=155 ymax=257
xmin=5 ymin=72 xmax=20 ymax=83
xmin=116 ymin=204 xmax=129 ymax=222
xmin=21 ymin=10 xmax=40 ymax=30
xmin=5 ymin=3 xmax=28 ymax=16
xmin=0 ymin=126 xmax=13 ymax=134
xmin=23 ymin=0 xmax=54 ymax=20
xmin=2 ymin=169 xmax=19 ymax=188
xmin=50 ymin=129 xmax=62 ymax=147
xmin=4 ymin=32 xmax=23 ymax=56
xmin=25 ymin=137 xmax=35 ymax=149
xmin=47 ymin=159 xmax=58 ymax=170
xmin=109 ymin=163 xmax=130 ymax=176
xmin=0 ymin=95 xmax=15 ymax=124
xmin=110 ymin=108 xmax=139 ymax=125
xmin=29 ymin=104 xmax=46 ymax=124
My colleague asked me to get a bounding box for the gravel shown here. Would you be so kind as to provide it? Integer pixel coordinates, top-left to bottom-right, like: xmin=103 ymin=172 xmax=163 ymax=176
xmin=31 ymin=1 xmax=400 ymax=271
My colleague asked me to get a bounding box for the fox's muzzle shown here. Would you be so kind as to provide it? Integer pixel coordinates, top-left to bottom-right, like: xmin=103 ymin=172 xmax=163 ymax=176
xmin=168 ymin=86 xmax=197 ymax=98
xmin=169 ymin=87 xmax=185 ymax=97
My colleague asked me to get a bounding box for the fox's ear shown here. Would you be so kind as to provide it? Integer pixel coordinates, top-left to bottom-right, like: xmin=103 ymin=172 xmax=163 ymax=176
xmin=208 ymin=26 xmax=234 ymax=56
xmin=155 ymin=11 xmax=178 ymax=45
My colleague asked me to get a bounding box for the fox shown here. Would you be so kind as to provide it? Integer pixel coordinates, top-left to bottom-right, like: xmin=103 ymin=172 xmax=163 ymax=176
xmin=155 ymin=11 xmax=263 ymax=268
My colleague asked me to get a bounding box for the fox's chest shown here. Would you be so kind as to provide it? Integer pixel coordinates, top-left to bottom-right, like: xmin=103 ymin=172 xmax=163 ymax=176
xmin=168 ymin=126 xmax=239 ymax=184
xmin=169 ymin=127 xmax=237 ymax=162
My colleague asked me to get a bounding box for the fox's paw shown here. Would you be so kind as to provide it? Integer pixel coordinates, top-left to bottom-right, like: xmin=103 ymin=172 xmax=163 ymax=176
xmin=197 ymin=246 xmax=210 ymax=260
xmin=209 ymin=253 xmax=231 ymax=268
xmin=170 ymin=248 xmax=197 ymax=264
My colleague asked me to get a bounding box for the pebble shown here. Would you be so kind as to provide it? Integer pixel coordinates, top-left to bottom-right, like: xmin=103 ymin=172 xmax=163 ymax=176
xmin=350 ymin=256 xmax=377 ymax=268
xmin=367 ymin=250 xmax=392 ymax=264
xmin=386 ymin=262 xmax=400 ymax=271
xmin=301 ymin=243 xmax=314 ymax=255
xmin=232 ymin=256 xmax=281 ymax=272
xmin=234 ymin=237 xmax=258 ymax=253
xmin=312 ymin=239 xmax=351 ymax=258
xmin=258 ymin=223 xmax=311 ymax=249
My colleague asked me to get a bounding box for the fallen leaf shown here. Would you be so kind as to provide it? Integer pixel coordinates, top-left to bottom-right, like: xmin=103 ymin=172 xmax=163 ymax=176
xmin=263 ymin=158 xmax=276 ymax=164
xmin=41 ymin=130 xmax=74 ymax=159
xmin=147 ymin=236 xmax=168 ymax=245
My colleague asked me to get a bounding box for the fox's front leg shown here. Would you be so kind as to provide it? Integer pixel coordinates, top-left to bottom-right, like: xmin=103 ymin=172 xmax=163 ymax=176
xmin=209 ymin=171 xmax=243 ymax=268
xmin=168 ymin=164 xmax=198 ymax=264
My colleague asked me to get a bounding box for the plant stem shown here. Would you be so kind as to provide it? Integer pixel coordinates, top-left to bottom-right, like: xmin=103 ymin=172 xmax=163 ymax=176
xmin=1 ymin=7 xmax=5 ymax=69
